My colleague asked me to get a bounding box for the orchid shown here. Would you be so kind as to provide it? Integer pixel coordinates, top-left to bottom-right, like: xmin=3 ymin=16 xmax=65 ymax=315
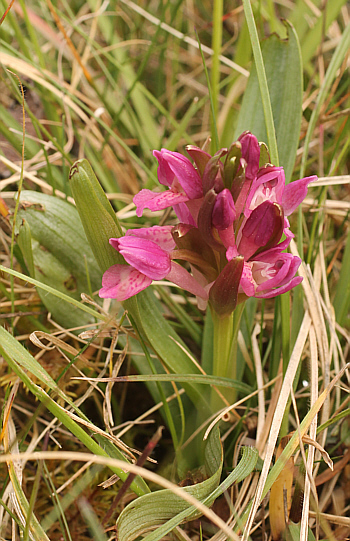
xmin=100 ymin=132 xmax=316 ymax=317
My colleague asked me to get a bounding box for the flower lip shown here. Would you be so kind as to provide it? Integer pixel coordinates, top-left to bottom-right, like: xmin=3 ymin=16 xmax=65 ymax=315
xmin=99 ymin=264 xmax=152 ymax=301
xmin=109 ymin=236 xmax=171 ymax=280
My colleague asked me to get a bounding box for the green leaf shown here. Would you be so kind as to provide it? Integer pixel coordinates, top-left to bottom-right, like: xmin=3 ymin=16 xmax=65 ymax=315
xmin=0 ymin=264 xmax=104 ymax=321
xmin=235 ymin=20 xmax=303 ymax=183
xmin=116 ymin=428 xmax=223 ymax=541
xmin=286 ymin=522 xmax=316 ymax=541
xmin=90 ymin=373 xmax=251 ymax=394
xmin=141 ymin=446 xmax=259 ymax=541
xmin=69 ymin=159 xmax=124 ymax=273
xmin=16 ymin=190 xmax=103 ymax=328
xmin=241 ymin=0 xmax=278 ymax=165
xmin=6 ymin=459 xmax=50 ymax=541
xmin=125 ymin=291 xmax=212 ymax=420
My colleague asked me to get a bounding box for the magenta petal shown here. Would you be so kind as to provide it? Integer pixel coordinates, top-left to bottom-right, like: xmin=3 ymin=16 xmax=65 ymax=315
xmin=99 ymin=265 xmax=152 ymax=300
xmin=157 ymin=150 xmax=203 ymax=199
xmin=133 ymin=189 xmax=189 ymax=217
xmin=254 ymin=257 xmax=292 ymax=292
xmin=126 ymin=226 xmax=176 ymax=251
xmin=212 ymin=189 xmax=236 ymax=230
xmin=153 ymin=150 xmax=176 ymax=186
xmin=218 ymin=225 xmax=236 ymax=251
xmin=255 ymin=276 xmax=303 ymax=298
xmin=173 ymin=202 xmax=197 ymax=226
xmin=238 ymin=132 xmax=260 ymax=180
xmin=281 ymin=176 xmax=317 ymax=216
xmin=239 ymin=264 xmax=256 ymax=297
xmin=110 ymin=237 xmax=171 ymax=280
xmin=239 ymin=201 xmax=284 ymax=260
xmin=166 ymin=262 xmax=209 ymax=299
xmin=245 ymin=167 xmax=285 ymax=215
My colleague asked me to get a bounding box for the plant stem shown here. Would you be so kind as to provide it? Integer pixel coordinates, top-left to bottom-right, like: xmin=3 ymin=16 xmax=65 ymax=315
xmin=210 ymin=303 xmax=245 ymax=411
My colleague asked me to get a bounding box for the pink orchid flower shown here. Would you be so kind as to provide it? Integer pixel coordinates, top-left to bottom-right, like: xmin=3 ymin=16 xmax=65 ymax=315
xmin=99 ymin=226 xmax=209 ymax=301
xmin=100 ymin=132 xmax=316 ymax=315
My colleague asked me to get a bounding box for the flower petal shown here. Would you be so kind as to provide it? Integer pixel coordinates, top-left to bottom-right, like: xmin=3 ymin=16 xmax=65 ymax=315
xmin=255 ymin=254 xmax=301 ymax=291
xmin=153 ymin=150 xmax=176 ymax=186
xmin=238 ymin=201 xmax=284 ymax=260
xmin=281 ymin=175 xmax=316 ymax=216
xmin=99 ymin=265 xmax=152 ymax=300
xmin=238 ymin=263 xmax=256 ymax=297
xmin=255 ymin=276 xmax=303 ymax=298
xmin=173 ymin=202 xmax=197 ymax=226
xmin=110 ymin=237 xmax=171 ymax=280
xmin=133 ymin=189 xmax=188 ymax=217
xmin=245 ymin=166 xmax=285 ymax=215
xmin=154 ymin=149 xmax=203 ymax=199
xmin=126 ymin=225 xmax=176 ymax=251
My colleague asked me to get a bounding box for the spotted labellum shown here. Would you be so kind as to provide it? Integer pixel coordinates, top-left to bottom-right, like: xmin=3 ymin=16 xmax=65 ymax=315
xmin=100 ymin=132 xmax=316 ymax=317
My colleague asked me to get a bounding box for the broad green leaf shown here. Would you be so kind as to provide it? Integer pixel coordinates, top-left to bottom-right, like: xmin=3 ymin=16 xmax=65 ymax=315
xmin=241 ymin=0 xmax=278 ymax=165
xmin=142 ymin=446 xmax=259 ymax=541
xmin=16 ymin=190 xmax=103 ymax=328
xmin=235 ymin=21 xmax=303 ymax=183
xmin=0 ymin=326 xmax=149 ymax=497
xmin=116 ymin=428 xmax=223 ymax=541
xmin=0 ymin=264 xmax=103 ymax=321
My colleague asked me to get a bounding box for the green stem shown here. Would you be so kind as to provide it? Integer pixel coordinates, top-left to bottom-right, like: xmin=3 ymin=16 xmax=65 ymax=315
xmin=210 ymin=303 xmax=245 ymax=411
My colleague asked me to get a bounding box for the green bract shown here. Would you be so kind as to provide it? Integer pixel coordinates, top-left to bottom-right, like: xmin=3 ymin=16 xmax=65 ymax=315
xmin=69 ymin=159 xmax=124 ymax=272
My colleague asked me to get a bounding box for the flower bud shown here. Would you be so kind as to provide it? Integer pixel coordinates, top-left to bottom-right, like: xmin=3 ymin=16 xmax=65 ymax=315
xmin=202 ymin=150 xmax=226 ymax=194
xmin=197 ymin=190 xmax=225 ymax=252
xmin=223 ymin=142 xmax=241 ymax=189
xmin=212 ymin=189 xmax=236 ymax=230
xmin=238 ymin=131 xmax=260 ymax=180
